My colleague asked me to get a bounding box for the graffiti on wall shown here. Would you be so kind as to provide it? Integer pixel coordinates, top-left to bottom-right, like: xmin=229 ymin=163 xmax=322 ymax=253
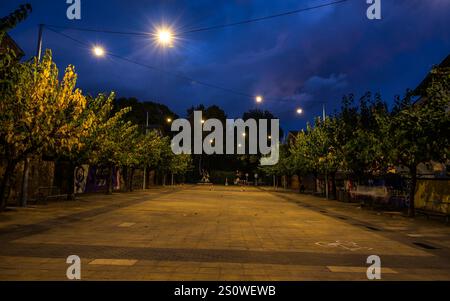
xmin=74 ymin=165 xmax=120 ymax=194
xmin=74 ymin=165 xmax=89 ymax=194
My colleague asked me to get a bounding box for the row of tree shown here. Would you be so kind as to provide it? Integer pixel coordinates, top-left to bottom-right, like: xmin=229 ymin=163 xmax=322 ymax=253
xmin=262 ymin=67 xmax=449 ymax=216
xmin=0 ymin=47 xmax=191 ymax=211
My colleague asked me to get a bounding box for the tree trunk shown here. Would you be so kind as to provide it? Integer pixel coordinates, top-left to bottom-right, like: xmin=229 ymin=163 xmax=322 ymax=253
xmin=0 ymin=161 xmax=17 ymax=211
xmin=163 ymin=174 xmax=167 ymax=186
xmin=66 ymin=162 xmax=76 ymax=200
xmin=129 ymin=168 xmax=135 ymax=192
xmin=313 ymin=173 xmax=318 ymax=193
xmin=122 ymin=167 xmax=129 ymax=192
xmin=19 ymin=157 xmax=30 ymax=207
xmin=331 ymin=172 xmax=337 ymax=200
xmin=171 ymin=173 xmax=174 ymax=186
xmin=106 ymin=165 xmax=114 ymax=194
xmin=408 ymin=165 xmax=417 ymax=217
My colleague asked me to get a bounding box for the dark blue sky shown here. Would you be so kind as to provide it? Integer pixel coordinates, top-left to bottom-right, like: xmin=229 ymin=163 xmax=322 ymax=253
xmin=1 ymin=0 xmax=449 ymax=131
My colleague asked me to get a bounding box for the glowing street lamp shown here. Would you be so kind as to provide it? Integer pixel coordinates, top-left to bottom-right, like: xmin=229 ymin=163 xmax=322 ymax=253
xmin=155 ymin=27 xmax=174 ymax=47
xmin=255 ymin=96 xmax=263 ymax=103
xmin=296 ymin=108 xmax=303 ymax=115
xmin=92 ymin=46 xmax=105 ymax=57
xmin=167 ymin=118 xmax=173 ymax=123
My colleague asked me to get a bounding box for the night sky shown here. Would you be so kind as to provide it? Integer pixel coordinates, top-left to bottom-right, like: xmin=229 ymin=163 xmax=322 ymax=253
xmin=1 ymin=0 xmax=449 ymax=132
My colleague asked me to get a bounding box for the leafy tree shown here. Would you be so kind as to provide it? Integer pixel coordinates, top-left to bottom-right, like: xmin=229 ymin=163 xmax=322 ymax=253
xmin=0 ymin=4 xmax=32 ymax=41
xmin=114 ymin=97 xmax=178 ymax=135
xmin=387 ymin=68 xmax=450 ymax=216
xmin=259 ymin=144 xmax=293 ymax=188
xmin=330 ymin=93 xmax=389 ymax=182
xmin=290 ymin=119 xmax=340 ymax=197
xmin=157 ymin=137 xmax=192 ymax=185
xmin=121 ymin=130 xmax=164 ymax=191
xmin=87 ymin=105 xmax=138 ymax=194
xmin=0 ymin=50 xmax=91 ymax=209
xmin=290 ymin=129 xmax=314 ymax=180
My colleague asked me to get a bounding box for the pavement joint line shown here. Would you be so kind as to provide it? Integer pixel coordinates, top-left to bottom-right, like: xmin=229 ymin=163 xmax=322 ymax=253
xmin=0 ymin=242 xmax=448 ymax=269
xmin=118 ymin=222 xmax=136 ymax=228
xmin=89 ymin=259 xmax=138 ymax=266
xmin=327 ymin=266 xmax=398 ymax=274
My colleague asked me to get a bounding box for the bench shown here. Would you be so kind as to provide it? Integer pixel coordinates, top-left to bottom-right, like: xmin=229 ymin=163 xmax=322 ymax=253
xmin=32 ymin=186 xmax=68 ymax=204
xmin=349 ymin=185 xmax=390 ymax=206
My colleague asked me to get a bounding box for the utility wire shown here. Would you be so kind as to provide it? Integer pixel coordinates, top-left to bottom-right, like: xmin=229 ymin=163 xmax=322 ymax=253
xmin=45 ymin=0 xmax=349 ymax=36
xmin=43 ymin=0 xmax=350 ymax=100
xmin=46 ymin=27 xmax=254 ymax=99
xmin=182 ymin=0 xmax=349 ymax=34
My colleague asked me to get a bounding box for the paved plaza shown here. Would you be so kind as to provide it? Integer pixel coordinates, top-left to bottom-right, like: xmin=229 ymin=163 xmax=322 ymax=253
xmin=0 ymin=185 xmax=449 ymax=280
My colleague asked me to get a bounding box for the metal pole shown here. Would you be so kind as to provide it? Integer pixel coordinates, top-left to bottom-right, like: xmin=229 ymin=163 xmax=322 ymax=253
xmin=322 ymin=103 xmax=326 ymax=122
xmin=143 ymin=112 xmax=149 ymax=190
xmin=323 ymin=103 xmax=329 ymax=199
xmin=21 ymin=25 xmax=45 ymax=207
xmin=36 ymin=24 xmax=44 ymax=61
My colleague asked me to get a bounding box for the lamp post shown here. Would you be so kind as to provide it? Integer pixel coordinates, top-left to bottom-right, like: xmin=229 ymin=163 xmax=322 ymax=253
xmin=322 ymin=103 xmax=329 ymax=199
xmin=36 ymin=24 xmax=44 ymax=61
xmin=143 ymin=112 xmax=149 ymax=190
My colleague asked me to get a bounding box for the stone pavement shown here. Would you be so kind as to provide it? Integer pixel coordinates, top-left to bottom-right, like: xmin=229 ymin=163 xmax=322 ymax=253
xmin=0 ymin=185 xmax=449 ymax=281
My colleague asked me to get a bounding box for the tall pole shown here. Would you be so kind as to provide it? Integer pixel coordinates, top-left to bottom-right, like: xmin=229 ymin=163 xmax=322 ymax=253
xmin=36 ymin=24 xmax=44 ymax=61
xmin=323 ymin=103 xmax=329 ymax=199
xmin=143 ymin=112 xmax=149 ymax=190
xmin=20 ymin=25 xmax=44 ymax=207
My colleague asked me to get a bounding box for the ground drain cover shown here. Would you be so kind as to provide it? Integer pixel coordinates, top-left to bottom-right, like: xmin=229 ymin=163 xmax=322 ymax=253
xmin=413 ymin=242 xmax=438 ymax=250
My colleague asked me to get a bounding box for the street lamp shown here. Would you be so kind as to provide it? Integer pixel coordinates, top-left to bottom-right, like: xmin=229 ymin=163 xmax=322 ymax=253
xmin=167 ymin=118 xmax=173 ymax=123
xmin=92 ymin=46 xmax=105 ymax=57
xmin=296 ymin=108 xmax=303 ymax=115
xmin=154 ymin=27 xmax=174 ymax=47
xmin=255 ymin=96 xmax=263 ymax=103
